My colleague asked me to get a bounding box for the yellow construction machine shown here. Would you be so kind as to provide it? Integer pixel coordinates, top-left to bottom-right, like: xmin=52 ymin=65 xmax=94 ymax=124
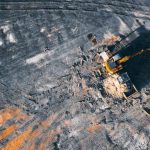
xmin=98 ymin=48 xmax=148 ymax=99
xmin=102 ymin=49 xmax=146 ymax=75
xmin=87 ymin=27 xmax=150 ymax=99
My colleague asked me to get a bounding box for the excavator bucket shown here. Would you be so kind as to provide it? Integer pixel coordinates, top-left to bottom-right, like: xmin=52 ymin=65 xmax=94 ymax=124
xmin=117 ymin=73 xmax=139 ymax=99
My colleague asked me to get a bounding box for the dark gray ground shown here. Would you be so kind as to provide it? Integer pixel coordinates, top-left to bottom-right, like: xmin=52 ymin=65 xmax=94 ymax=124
xmin=0 ymin=1 xmax=150 ymax=150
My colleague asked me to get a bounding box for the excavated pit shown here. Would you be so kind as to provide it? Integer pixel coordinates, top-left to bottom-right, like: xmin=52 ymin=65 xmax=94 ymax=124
xmin=126 ymin=50 xmax=150 ymax=90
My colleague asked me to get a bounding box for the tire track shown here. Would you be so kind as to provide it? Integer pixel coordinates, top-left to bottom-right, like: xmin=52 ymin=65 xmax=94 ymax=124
xmin=0 ymin=1 xmax=150 ymax=14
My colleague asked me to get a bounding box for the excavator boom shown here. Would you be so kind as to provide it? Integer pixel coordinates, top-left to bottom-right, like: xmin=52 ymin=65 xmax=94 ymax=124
xmin=105 ymin=48 xmax=148 ymax=75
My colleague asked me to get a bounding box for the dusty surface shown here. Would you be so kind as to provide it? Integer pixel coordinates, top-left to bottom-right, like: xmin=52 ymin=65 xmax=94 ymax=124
xmin=0 ymin=0 xmax=150 ymax=150
xmin=103 ymin=75 xmax=126 ymax=99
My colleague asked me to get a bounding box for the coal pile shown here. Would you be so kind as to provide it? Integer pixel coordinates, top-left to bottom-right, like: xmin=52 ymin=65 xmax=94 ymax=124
xmin=0 ymin=0 xmax=150 ymax=150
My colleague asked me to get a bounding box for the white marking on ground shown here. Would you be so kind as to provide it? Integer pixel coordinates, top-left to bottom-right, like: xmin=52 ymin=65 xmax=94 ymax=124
xmin=47 ymin=34 xmax=52 ymax=38
xmin=26 ymin=50 xmax=55 ymax=67
xmin=6 ymin=32 xmax=17 ymax=43
xmin=0 ymin=38 xmax=3 ymax=46
xmin=69 ymin=129 xmax=79 ymax=137
xmin=118 ymin=17 xmax=129 ymax=33
xmin=26 ymin=53 xmax=47 ymax=64
xmin=0 ymin=25 xmax=10 ymax=33
xmin=40 ymin=27 xmax=47 ymax=33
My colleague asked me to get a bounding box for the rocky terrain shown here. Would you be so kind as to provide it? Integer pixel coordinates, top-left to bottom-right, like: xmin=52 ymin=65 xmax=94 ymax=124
xmin=0 ymin=0 xmax=150 ymax=150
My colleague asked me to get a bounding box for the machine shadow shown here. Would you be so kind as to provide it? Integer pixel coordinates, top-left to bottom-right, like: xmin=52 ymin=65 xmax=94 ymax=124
xmin=123 ymin=25 xmax=150 ymax=90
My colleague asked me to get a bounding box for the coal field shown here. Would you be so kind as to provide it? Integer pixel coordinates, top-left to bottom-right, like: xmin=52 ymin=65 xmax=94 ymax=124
xmin=0 ymin=1 xmax=150 ymax=150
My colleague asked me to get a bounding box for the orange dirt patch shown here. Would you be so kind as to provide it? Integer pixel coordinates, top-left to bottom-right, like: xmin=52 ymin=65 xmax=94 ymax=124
xmin=38 ymin=126 xmax=61 ymax=150
xmin=0 ymin=124 xmax=18 ymax=141
xmin=40 ymin=113 xmax=58 ymax=128
xmin=63 ymin=120 xmax=72 ymax=127
xmin=87 ymin=123 xmax=102 ymax=133
xmin=103 ymin=33 xmax=121 ymax=45
xmin=28 ymin=113 xmax=58 ymax=142
xmin=27 ymin=144 xmax=35 ymax=150
xmin=0 ymin=108 xmax=21 ymax=126
xmin=38 ymin=143 xmax=45 ymax=150
xmin=47 ymin=127 xmax=61 ymax=142
xmin=21 ymin=126 xmax=43 ymax=150
xmin=1 ymin=126 xmax=32 ymax=150
xmin=30 ymin=128 xmax=43 ymax=142
xmin=23 ymin=113 xmax=58 ymax=150
xmin=15 ymin=113 xmax=29 ymax=122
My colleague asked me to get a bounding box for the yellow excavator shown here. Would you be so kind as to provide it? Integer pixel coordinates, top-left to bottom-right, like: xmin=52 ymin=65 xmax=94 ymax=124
xmin=103 ymin=49 xmax=146 ymax=75
xmin=87 ymin=27 xmax=150 ymax=99
xmin=98 ymin=48 xmax=149 ymax=99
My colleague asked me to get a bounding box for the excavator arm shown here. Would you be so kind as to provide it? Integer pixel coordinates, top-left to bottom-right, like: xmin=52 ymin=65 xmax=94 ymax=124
xmin=105 ymin=48 xmax=148 ymax=74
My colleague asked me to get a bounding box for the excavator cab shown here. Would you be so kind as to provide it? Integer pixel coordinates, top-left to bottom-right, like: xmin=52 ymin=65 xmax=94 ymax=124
xmin=103 ymin=53 xmax=123 ymax=75
xmin=104 ymin=58 xmax=123 ymax=74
